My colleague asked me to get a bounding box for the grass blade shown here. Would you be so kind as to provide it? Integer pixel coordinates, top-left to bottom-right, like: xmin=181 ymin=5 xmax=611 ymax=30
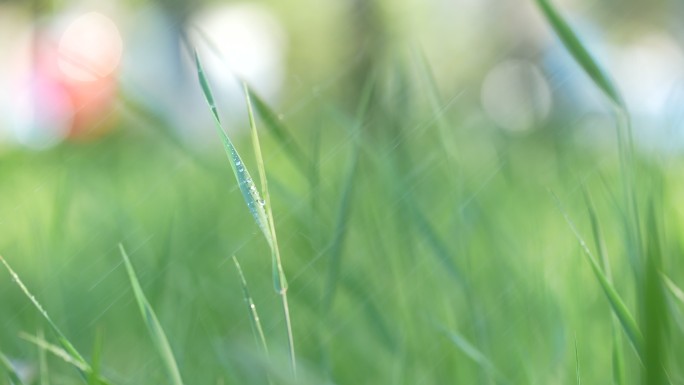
xmin=574 ymin=337 xmax=581 ymax=385
xmin=37 ymin=328 xmax=48 ymax=385
xmin=550 ymin=193 xmax=644 ymax=358
xmin=119 ymin=244 xmax=184 ymax=385
xmin=642 ymin=203 xmax=667 ymax=385
xmin=19 ymin=332 xmax=89 ymax=373
xmin=534 ymin=0 xmax=624 ymax=109
xmin=444 ymin=329 xmax=509 ymax=385
xmin=243 ymin=82 xmax=296 ymax=375
xmin=0 ymin=256 xmax=88 ymax=367
xmin=582 ymin=189 xmax=624 ymax=385
xmin=193 ymin=51 xmax=273 ymax=247
xmin=194 ymin=51 xmax=296 ymax=375
xmin=231 ymin=256 xmax=269 ymax=357
xmin=663 ymin=275 xmax=684 ymax=305
xmin=0 ymin=350 xmax=25 ymax=385
xmin=247 ymin=88 xmax=310 ymax=174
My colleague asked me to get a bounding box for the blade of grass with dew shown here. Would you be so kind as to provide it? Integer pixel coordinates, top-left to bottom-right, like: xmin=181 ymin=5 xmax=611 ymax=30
xmin=19 ymin=333 xmax=114 ymax=385
xmin=231 ymin=256 xmax=269 ymax=357
xmin=582 ymin=189 xmax=624 ymax=385
xmin=0 ymin=350 xmax=24 ymax=385
xmin=19 ymin=332 xmax=89 ymax=373
xmin=194 ymin=51 xmax=296 ymax=375
xmin=231 ymin=256 xmax=274 ymax=385
xmin=119 ymin=244 xmax=184 ymax=385
xmin=550 ymin=193 xmax=644 ymax=358
xmin=191 ymin=29 xmax=310 ymax=176
xmin=193 ymin=51 xmax=272 ymax=246
xmin=243 ymin=81 xmax=296 ymax=375
xmin=0 ymin=256 xmax=88 ymax=368
xmin=534 ymin=0 xmax=624 ymax=109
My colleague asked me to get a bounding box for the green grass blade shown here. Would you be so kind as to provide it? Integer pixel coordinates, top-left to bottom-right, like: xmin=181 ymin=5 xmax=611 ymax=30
xmin=194 ymin=51 xmax=296 ymax=375
xmin=232 ymin=256 xmax=270 ymax=357
xmin=19 ymin=332 xmax=89 ymax=372
xmin=119 ymin=244 xmax=184 ymax=385
xmin=243 ymin=81 xmax=287 ymax=293
xmin=87 ymin=329 xmax=103 ymax=385
xmin=322 ymin=73 xmax=376 ymax=312
xmin=190 ymin=27 xmax=310 ymax=176
xmin=247 ymin=88 xmax=310 ymax=174
xmin=663 ymin=275 xmax=684 ymax=305
xmin=19 ymin=333 xmax=114 ymax=385
xmin=581 ymin=189 xmax=625 ymax=385
xmin=550 ymin=193 xmax=644 ymax=358
xmin=193 ymin=51 xmax=273 ymax=247
xmin=243 ymin=82 xmax=296 ymax=376
xmin=642 ymin=203 xmax=667 ymax=385
xmin=0 ymin=350 xmax=25 ymax=385
xmin=534 ymin=0 xmax=624 ymax=109
xmin=444 ymin=329 xmax=508 ymax=384
xmin=574 ymin=337 xmax=581 ymax=385
xmin=37 ymin=328 xmax=48 ymax=385
xmin=0 ymin=256 xmax=88 ymax=367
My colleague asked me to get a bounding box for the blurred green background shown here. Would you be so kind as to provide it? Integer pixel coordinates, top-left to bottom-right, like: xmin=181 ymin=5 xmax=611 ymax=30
xmin=1 ymin=0 xmax=684 ymax=384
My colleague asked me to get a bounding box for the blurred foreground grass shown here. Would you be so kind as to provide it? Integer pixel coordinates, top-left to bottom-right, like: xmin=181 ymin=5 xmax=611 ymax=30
xmin=2 ymin=2 xmax=684 ymax=384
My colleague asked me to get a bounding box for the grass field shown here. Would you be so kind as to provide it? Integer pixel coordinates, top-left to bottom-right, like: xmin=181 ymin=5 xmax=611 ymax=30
xmin=1 ymin=0 xmax=683 ymax=384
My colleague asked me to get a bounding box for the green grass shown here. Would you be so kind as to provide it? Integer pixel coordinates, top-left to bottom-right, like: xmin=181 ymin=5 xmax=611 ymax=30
xmin=0 ymin=2 xmax=682 ymax=384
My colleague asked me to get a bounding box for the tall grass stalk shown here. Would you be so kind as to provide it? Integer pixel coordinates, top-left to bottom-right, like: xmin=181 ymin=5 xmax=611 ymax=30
xmin=232 ymin=256 xmax=270 ymax=357
xmin=550 ymin=193 xmax=644 ymax=358
xmin=193 ymin=51 xmax=296 ymax=376
xmin=583 ymin=190 xmax=624 ymax=385
xmin=534 ymin=0 xmax=642 ymax=278
xmin=244 ymin=82 xmax=296 ymax=376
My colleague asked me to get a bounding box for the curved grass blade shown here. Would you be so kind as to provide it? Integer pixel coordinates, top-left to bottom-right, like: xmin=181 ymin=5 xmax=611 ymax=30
xmin=0 ymin=350 xmax=24 ymax=385
xmin=193 ymin=51 xmax=272 ymax=247
xmin=534 ymin=0 xmax=624 ymax=109
xmin=119 ymin=245 xmax=184 ymax=385
xmin=0 ymin=256 xmax=88 ymax=367
xmin=550 ymin=193 xmax=644 ymax=359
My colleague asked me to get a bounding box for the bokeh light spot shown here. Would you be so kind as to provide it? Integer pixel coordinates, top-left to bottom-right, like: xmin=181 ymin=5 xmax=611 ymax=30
xmin=57 ymin=12 xmax=123 ymax=82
